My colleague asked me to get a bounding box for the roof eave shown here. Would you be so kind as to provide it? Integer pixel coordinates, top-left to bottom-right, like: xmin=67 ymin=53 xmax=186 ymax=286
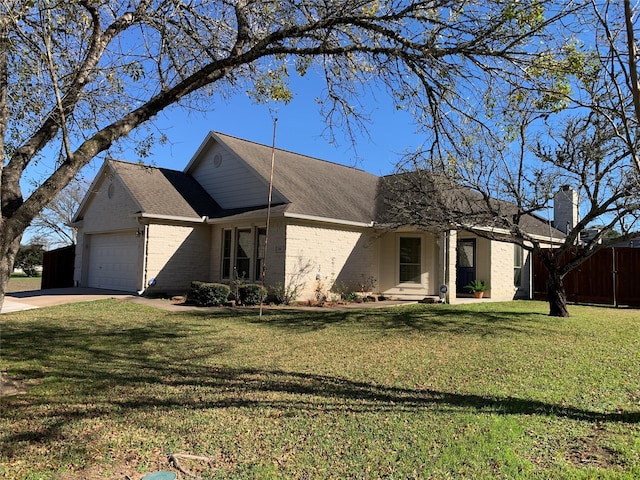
xmin=283 ymin=212 xmax=374 ymax=228
xmin=132 ymin=212 xmax=208 ymax=224
xmin=466 ymin=224 xmax=565 ymax=244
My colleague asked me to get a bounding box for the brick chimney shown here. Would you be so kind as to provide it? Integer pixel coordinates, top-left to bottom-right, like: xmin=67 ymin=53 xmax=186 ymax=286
xmin=554 ymin=185 xmax=578 ymax=234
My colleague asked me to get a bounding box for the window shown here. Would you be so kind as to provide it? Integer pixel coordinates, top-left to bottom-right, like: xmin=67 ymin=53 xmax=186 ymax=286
xmin=255 ymin=228 xmax=266 ymax=281
xmin=399 ymin=237 xmax=421 ymax=283
xmin=221 ymin=230 xmax=232 ymax=279
xmin=514 ymin=244 xmax=523 ymax=287
xmin=221 ymin=227 xmax=267 ymax=282
xmin=457 ymin=239 xmax=475 ymax=268
xmin=235 ymin=229 xmax=252 ymax=279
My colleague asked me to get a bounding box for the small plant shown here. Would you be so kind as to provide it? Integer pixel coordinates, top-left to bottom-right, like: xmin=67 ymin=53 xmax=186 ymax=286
xmin=230 ymin=267 xmax=247 ymax=303
xmin=342 ymin=291 xmax=361 ymax=303
xmin=331 ymin=281 xmax=369 ymax=303
xmin=269 ymin=282 xmax=300 ymax=305
xmin=314 ymin=279 xmax=328 ymax=306
xmin=359 ymin=274 xmax=377 ymax=293
xmin=464 ymin=279 xmax=487 ymax=293
xmin=269 ymin=257 xmax=313 ymax=305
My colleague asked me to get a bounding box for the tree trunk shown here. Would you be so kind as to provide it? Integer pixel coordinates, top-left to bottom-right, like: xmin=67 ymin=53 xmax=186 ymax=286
xmin=547 ymin=269 xmax=570 ymax=317
xmin=0 ymin=230 xmax=22 ymax=309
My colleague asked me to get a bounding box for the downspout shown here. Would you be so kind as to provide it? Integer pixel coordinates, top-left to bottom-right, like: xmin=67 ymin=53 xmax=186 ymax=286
xmin=443 ymin=230 xmax=450 ymax=303
xmin=529 ymin=249 xmax=534 ymax=300
xmin=140 ymin=224 xmax=149 ymax=296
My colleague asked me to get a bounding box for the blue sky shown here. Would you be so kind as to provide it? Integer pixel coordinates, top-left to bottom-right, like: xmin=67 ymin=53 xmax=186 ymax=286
xmin=24 ymin=71 xmax=426 ymax=245
xmin=110 ymin=72 xmax=424 ymax=178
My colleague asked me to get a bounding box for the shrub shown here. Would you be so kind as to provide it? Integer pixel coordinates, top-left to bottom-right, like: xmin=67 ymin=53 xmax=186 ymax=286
xmin=238 ymin=283 xmax=267 ymax=306
xmin=189 ymin=281 xmax=230 ymax=307
xmin=269 ymin=282 xmax=301 ymax=305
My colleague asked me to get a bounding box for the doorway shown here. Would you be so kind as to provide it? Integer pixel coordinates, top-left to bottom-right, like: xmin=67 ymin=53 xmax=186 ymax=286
xmin=456 ymin=238 xmax=476 ymax=294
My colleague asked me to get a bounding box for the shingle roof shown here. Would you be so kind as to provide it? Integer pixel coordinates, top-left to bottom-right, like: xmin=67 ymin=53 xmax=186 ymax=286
xmin=108 ymin=159 xmax=220 ymax=219
xmin=211 ymin=132 xmax=380 ymax=224
xmin=377 ymin=171 xmax=565 ymax=240
xmin=102 ymin=134 xmax=564 ymax=240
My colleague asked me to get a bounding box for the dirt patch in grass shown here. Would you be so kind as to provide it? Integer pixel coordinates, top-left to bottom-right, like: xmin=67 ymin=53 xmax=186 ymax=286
xmin=566 ymin=432 xmax=620 ymax=469
xmin=57 ymin=449 xmax=177 ymax=480
xmin=55 ymin=451 xmax=221 ymax=479
xmin=0 ymin=373 xmax=29 ymax=397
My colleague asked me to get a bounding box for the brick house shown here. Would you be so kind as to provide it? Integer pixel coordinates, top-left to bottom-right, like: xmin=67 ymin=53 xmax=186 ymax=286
xmin=72 ymin=132 xmax=564 ymax=302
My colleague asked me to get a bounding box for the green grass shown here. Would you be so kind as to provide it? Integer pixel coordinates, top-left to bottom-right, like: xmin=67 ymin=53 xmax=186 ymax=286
xmin=1 ymin=300 xmax=639 ymax=479
xmin=6 ymin=273 xmax=41 ymax=293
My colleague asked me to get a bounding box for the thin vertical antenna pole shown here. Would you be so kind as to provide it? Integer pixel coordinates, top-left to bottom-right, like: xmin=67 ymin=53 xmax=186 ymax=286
xmin=260 ymin=118 xmax=278 ymax=319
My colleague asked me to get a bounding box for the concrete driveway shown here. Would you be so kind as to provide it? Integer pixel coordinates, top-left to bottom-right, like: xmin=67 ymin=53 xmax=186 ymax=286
xmin=1 ymin=288 xmax=136 ymax=314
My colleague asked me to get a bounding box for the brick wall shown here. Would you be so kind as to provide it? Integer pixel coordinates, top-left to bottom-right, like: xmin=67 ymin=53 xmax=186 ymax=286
xmin=489 ymin=240 xmax=518 ymax=300
xmin=145 ymin=224 xmax=211 ymax=293
xmin=284 ymin=223 xmax=375 ymax=300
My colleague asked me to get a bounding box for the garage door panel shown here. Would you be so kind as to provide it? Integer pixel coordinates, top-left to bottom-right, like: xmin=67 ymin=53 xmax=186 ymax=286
xmin=87 ymin=233 xmax=139 ymax=291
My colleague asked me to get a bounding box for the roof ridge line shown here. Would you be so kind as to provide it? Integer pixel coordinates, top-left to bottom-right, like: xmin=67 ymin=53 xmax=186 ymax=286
xmin=211 ymin=131 xmax=374 ymax=175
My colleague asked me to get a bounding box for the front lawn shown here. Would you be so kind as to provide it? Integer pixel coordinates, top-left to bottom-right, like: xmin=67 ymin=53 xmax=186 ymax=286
xmin=6 ymin=273 xmax=41 ymax=293
xmin=1 ymin=300 xmax=639 ymax=479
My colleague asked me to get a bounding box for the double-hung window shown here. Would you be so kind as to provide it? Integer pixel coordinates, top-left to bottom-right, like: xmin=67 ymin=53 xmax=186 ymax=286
xmin=255 ymin=228 xmax=267 ymax=281
xmin=235 ymin=229 xmax=252 ymax=279
xmin=399 ymin=237 xmax=422 ymax=284
xmin=514 ymin=244 xmax=524 ymax=287
xmin=221 ymin=227 xmax=267 ymax=282
xmin=222 ymin=229 xmax=232 ymax=279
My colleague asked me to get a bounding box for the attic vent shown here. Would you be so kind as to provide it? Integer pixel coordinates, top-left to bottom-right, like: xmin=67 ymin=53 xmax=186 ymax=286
xmin=213 ymin=153 xmax=222 ymax=168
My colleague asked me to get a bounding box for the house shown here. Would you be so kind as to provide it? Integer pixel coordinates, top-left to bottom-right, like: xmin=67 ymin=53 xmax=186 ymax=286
xmin=72 ymin=132 xmax=565 ymax=303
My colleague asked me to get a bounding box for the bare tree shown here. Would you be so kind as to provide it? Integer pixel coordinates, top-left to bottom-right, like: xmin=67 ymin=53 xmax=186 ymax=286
xmin=0 ymin=0 xmax=579 ymax=307
xmin=587 ymin=0 xmax=640 ymax=175
xmin=28 ymin=179 xmax=87 ymax=249
xmin=383 ymin=68 xmax=640 ymax=317
xmin=381 ymin=0 xmax=640 ymax=318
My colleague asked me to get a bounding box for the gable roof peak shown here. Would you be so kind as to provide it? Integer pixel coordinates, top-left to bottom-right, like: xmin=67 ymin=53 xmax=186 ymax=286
xmin=105 ymin=158 xmax=220 ymax=219
xmin=209 ymin=130 xmax=370 ymax=174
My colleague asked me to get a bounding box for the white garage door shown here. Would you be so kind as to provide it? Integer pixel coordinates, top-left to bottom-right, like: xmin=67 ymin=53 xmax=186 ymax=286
xmin=87 ymin=232 xmax=139 ymax=291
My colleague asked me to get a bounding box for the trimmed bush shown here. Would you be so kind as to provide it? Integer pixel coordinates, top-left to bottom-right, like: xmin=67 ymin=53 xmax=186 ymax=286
xmin=238 ymin=283 xmax=267 ymax=306
xmin=189 ymin=281 xmax=230 ymax=307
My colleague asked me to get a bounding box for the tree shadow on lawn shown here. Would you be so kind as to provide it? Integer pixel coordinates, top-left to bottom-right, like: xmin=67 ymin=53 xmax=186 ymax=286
xmin=235 ymin=304 xmax=553 ymax=336
xmin=3 ymin=361 xmax=638 ymax=454
xmin=119 ymin=366 xmax=640 ymax=422
xmin=2 ymin=305 xmax=634 ymax=457
xmin=0 ymin=319 xmax=235 ymax=387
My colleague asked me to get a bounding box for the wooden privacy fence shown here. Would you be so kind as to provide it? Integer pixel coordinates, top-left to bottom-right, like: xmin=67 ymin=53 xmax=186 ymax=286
xmin=533 ymin=247 xmax=640 ymax=307
xmin=41 ymin=244 xmax=76 ymax=290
